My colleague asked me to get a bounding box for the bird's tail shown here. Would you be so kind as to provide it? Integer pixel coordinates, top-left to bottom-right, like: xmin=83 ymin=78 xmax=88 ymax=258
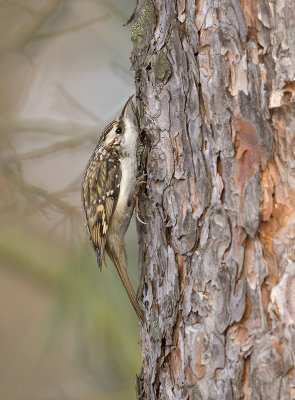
xmin=113 ymin=258 xmax=144 ymax=324
xmin=105 ymin=239 xmax=144 ymax=323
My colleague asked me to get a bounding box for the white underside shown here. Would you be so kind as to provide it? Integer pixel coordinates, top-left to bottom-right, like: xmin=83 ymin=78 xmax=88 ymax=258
xmin=109 ymin=119 xmax=137 ymax=235
xmin=115 ymin=156 xmax=136 ymax=213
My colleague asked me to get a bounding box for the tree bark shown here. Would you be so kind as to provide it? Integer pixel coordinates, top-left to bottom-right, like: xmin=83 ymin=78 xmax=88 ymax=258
xmin=131 ymin=0 xmax=295 ymax=399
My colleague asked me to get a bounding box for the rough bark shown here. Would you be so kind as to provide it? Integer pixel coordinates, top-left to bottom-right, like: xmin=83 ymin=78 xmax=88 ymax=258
xmin=131 ymin=0 xmax=295 ymax=399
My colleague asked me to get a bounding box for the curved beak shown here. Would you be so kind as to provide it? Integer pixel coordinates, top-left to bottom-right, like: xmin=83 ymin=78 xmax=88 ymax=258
xmin=121 ymin=95 xmax=135 ymax=120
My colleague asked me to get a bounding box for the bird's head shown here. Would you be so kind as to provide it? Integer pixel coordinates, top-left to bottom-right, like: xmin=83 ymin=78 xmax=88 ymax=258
xmin=98 ymin=96 xmax=138 ymax=152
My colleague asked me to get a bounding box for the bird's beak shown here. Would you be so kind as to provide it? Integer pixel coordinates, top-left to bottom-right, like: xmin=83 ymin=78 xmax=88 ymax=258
xmin=121 ymin=95 xmax=135 ymax=120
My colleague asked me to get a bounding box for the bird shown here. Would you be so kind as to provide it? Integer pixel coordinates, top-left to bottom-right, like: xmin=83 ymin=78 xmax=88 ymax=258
xmin=81 ymin=97 xmax=144 ymax=323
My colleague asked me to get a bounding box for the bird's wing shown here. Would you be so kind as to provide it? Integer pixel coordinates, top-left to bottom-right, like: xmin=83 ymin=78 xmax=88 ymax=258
xmin=82 ymin=152 xmax=121 ymax=269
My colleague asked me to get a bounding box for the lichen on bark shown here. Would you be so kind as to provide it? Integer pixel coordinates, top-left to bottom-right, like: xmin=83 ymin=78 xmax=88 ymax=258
xmin=131 ymin=0 xmax=156 ymax=49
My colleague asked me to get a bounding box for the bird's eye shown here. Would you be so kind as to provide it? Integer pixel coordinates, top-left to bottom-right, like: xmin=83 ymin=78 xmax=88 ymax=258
xmin=115 ymin=127 xmax=122 ymax=134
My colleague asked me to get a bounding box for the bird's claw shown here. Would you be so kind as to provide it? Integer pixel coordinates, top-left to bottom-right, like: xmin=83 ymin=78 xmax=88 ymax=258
xmin=128 ymin=174 xmax=148 ymax=224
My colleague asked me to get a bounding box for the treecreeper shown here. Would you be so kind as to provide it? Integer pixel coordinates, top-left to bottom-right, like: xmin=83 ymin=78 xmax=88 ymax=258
xmin=81 ymin=97 xmax=144 ymax=323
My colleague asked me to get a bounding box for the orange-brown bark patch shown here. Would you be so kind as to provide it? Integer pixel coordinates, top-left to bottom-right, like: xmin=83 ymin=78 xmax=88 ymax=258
xmin=176 ymin=254 xmax=185 ymax=290
xmin=170 ymin=347 xmax=181 ymax=375
xmin=243 ymin=238 xmax=256 ymax=287
xmin=282 ymin=81 xmax=295 ymax=102
xmin=234 ymin=116 xmax=264 ymax=191
xmin=271 ymin=338 xmax=284 ymax=357
xmin=260 ymin=168 xmax=274 ymax=221
xmin=242 ymin=356 xmax=252 ymax=399
xmin=233 ymin=116 xmax=268 ymax=230
xmin=194 ymin=336 xmax=206 ymax=379
xmin=286 ymin=367 xmax=295 ymax=388
xmin=240 ymin=0 xmax=257 ymax=28
xmin=259 ymin=159 xmax=295 ymax=289
xmin=195 ymin=0 xmax=205 ymax=30
xmin=185 ymin=364 xmax=196 ymax=385
xmin=203 ymin=93 xmax=210 ymax=122
xmin=235 ymin=327 xmax=249 ymax=343
xmin=195 ymin=363 xmax=206 ymax=379
xmin=191 ymin=177 xmax=202 ymax=217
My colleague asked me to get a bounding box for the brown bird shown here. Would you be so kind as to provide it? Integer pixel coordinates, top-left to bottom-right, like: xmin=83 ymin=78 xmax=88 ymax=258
xmin=81 ymin=97 xmax=144 ymax=323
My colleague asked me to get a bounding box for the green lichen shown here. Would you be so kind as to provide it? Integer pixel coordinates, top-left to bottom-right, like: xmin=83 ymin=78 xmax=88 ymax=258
xmin=131 ymin=0 xmax=156 ymax=48
xmin=153 ymin=51 xmax=171 ymax=81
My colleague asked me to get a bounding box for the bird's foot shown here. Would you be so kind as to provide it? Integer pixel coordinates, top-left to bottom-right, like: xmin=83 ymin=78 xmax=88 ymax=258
xmin=128 ymin=174 xmax=147 ymax=224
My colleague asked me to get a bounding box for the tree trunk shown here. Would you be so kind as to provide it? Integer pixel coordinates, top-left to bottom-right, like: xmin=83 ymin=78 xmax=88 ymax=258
xmin=131 ymin=0 xmax=295 ymax=399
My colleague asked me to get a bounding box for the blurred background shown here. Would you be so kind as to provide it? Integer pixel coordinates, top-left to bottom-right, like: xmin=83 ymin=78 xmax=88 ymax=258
xmin=0 ymin=1 xmax=142 ymax=399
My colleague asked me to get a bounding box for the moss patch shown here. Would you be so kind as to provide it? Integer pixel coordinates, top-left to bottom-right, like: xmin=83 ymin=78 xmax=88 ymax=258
xmin=153 ymin=51 xmax=171 ymax=81
xmin=131 ymin=0 xmax=156 ymax=49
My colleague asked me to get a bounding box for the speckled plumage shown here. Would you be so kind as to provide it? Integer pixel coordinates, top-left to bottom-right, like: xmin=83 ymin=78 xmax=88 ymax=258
xmin=81 ymin=97 xmax=144 ymax=323
xmin=82 ymin=141 xmax=121 ymax=268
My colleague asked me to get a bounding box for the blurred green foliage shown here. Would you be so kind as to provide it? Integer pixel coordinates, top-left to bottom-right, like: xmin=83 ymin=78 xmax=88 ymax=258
xmin=0 ymin=220 xmax=141 ymax=399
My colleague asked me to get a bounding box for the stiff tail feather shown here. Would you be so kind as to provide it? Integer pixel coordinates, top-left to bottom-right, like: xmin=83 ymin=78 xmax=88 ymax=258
xmin=114 ymin=259 xmax=144 ymax=324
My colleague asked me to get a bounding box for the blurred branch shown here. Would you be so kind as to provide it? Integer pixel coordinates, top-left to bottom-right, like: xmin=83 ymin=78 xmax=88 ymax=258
xmin=4 ymin=166 xmax=80 ymax=216
xmin=0 ymin=0 xmax=63 ymax=54
xmin=0 ymin=117 xmax=98 ymax=138
xmin=123 ymin=0 xmax=138 ymax=26
xmin=32 ymin=15 xmax=110 ymax=42
xmin=0 ymin=228 xmax=63 ymax=290
xmin=10 ymin=1 xmax=35 ymax=15
xmin=9 ymin=137 xmax=93 ymax=161
xmin=0 ymin=0 xmax=129 ymax=55
xmin=0 ymin=116 xmax=100 ymax=223
xmin=57 ymin=84 xmax=101 ymax=123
